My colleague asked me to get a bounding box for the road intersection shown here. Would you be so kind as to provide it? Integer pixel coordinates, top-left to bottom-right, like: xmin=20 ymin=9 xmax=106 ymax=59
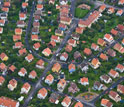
xmin=23 ymin=0 xmax=124 ymax=107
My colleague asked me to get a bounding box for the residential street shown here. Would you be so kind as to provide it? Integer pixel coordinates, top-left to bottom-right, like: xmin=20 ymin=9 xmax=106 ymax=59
xmin=90 ymin=77 xmax=124 ymax=104
xmin=24 ymin=1 xmax=50 ymax=63
xmin=22 ymin=0 xmax=124 ymax=107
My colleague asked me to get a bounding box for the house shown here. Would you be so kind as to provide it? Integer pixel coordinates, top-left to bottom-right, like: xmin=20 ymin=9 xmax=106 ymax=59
xmin=60 ymin=17 xmax=72 ymax=25
xmin=80 ymin=77 xmax=89 ymax=86
xmin=78 ymin=11 xmax=101 ymax=28
xmin=0 ymin=63 xmax=7 ymax=73
xmin=109 ymin=91 xmax=121 ymax=102
xmin=18 ymin=67 xmax=27 ymax=77
xmin=0 ymin=27 xmax=3 ymax=34
xmin=0 ymin=13 xmax=8 ymax=19
xmin=45 ymin=74 xmax=54 ymax=85
xmin=76 ymin=27 xmax=84 ymax=34
xmin=13 ymin=35 xmax=21 ymax=41
xmin=74 ymin=51 xmax=82 ymax=60
xmin=13 ymin=42 xmax=23 ymax=49
xmin=42 ymin=48 xmax=52 ymax=56
xmin=49 ymin=93 xmax=60 ymax=104
xmin=91 ymin=43 xmax=99 ymax=51
xmin=21 ymin=82 xmax=31 ymax=94
xmin=4 ymin=2 xmax=10 ymax=7
xmin=68 ymin=82 xmax=79 ymax=94
xmin=18 ymin=48 xmax=27 ymax=56
xmin=51 ymin=35 xmax=60 ymax=43
xmin=83 ymin=48 xmax=92 ymax=56
xmin=60 ymin=0 xmax=68 ymax=5
xmin=25 ymin=54 xmax=34 ymax=63
xmin=103 ymin=34 xmax=114 ymax=43
xmin=118 ymin=0 xmax=124 ymax=5
xmin=122 ymin=39 xmax=124 ymax=45
xmin=115 ymin=64 xmax=124 ymax=73
xmin=60 ymin=52 xmax=68 ymax=61
xmin=65 ymin=45 xmax=72 ymax=52
xmin=34 ymin=10 xmax=42 ymax=16
xmin=37 ymin=88 xmax=48 ymax=99
xmin=28 ymin=70 xmax=37 ymax=79
xmin=101 ymin=99 xmax=113 ymax=107
xmin=97 ymin=38 xmax=106 ymax=46
xmin=116 ymin=9 xmax=123 ymax=16
xmin=55 ymin=29 xmax=63 ymax=36
xmin=107 ymin=49 xmax=116 ymax=57
xmin=17 ymin=21 xmax=26 ymax=28
xmin=15 ymin=28 xmax=22 ymax=35
xmin=0 ymin=53 xmax=8 ymax=61
xmin=93 ymin=81 xmax=103 ymax=91
xmin=22 ymin=2 xmax=28 ymax=8
xmin=117 ymin=24 xmax=124 ymax=32
xmin=68 ymin=63 xmax=76 ymax=73
xmin=49 ymin=0 xmax=55 ymax=5
xmin=3 ymin=6 xmax=9 ymax=11
xmin=100 ymin=53 xmax=108 ymax=60
xmin=33 ymin=22 xmax=40 ymax=28
xmin=0 ymin=96 xmax=19 ymax=107
xmin=48 ymin=41 xmax=56 ymax=48
xmin=32 ymin=27 xmax=39 ymax=35
xmin=99 ymin=5 xmax=106 ymax=12
xmin=9 ymin=65 xmax=16 ymax=73
xmin=52 ymin=63 xmax=61 ymax=73
xmin=74 ymin=102 xmax=83 ymax=107
xmin=109 ymin=69 xmax=119 ymax=78
xmin=80 ymin=63 xmax=89 ymax=72
xmin=0 ymin=76 xmax=5 ymax=86
xmin=7 ymin=79 xmax=17 ymax=91
xmin=37 ymin=4 xmax=43 ymax=10
xmin=71 ymin=34 xmax=80 ymax=40
xmin=114 ymin=43 xmax=123 ymax=53
xmin=34 ymin=15 xmax=41 ymax=22
xmin=19 ymin=13 xmax=27 ymax=20
xmin=91 ymin=58 xmax=101 ymax=69
xmin=0 ymin=19 xmax=5 ymax=26
xmin=100 ymin=75 xmax=112 ymax=84
xmin=57 ymin=79 xmax=66 ymax=92
xmin=61 ymin=96 xmax=71 ymax=107
xmin=67 ymin=39 xmax=76 ymax=47
xmin=117 ymin=84 xmax=124 ymax=94
xmin=31 ymin=35 xmax=40 ymax=41
xmin=36 ymin=59 xmax=44 ymax=69
xmin=33 ymin=42 xmax=40 ymax=50
xmin=59 ymin=23 xmax=67 ymax=31
xmin=107 ymin=7 xmax=115 ymax=14
xmin=111 ymin=29 xmax=118 ymax=36
xmin=78 ymin=4 xmax=90 ymax=10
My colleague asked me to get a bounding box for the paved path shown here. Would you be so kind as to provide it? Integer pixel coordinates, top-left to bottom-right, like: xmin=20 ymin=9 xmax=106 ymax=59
xmin=90 ymin=77 xmax=124 ymax=104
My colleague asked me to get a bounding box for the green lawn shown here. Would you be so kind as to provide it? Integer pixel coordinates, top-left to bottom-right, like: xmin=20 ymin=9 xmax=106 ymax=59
xmin=75 ymin=8 xmax=89 ymax=18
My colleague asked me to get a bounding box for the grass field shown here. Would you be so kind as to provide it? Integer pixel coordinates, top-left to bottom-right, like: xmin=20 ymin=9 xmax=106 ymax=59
xmin=75 ymin=8 xmax=89 ymax=18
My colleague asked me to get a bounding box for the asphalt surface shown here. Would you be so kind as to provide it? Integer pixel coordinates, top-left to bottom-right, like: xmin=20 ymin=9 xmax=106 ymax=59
xmin=70 ymin=0 xmax=76 ymax=17
xmin=80 ymin=33 xmax=124 ymax=66
xmin=23 ymin=0 xmax=124 ymax=107
xmin=23 ymin=0 xmax=80 ymax=106
xmin=90 ymin=77 xmax=124 ymax=104
xmin=24 ymin=1 xmax=50 ymax=63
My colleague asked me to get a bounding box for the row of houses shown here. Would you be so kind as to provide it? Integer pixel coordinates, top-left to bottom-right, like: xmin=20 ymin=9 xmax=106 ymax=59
xmin=101 ymin=83 xmax=124 ymax=107
xmin=37 ymin=86 xmax=83 ymax=107
xmin=0 ymin=76 xmax=31 ymax=94
xmin=41 ymin=2 xmax=73 ymax=57
xmin=0 ymin=1 xmax=11 ymax=34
